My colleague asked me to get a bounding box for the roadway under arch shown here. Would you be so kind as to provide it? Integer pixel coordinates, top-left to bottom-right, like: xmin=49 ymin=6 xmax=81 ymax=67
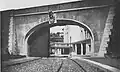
xmin=24 ymin=19 xmax=94 ymax=57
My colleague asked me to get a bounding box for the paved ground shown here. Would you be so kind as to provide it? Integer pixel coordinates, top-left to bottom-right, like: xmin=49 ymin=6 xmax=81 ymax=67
xmin=2 ymin=58 xmax=62 ymax=72
xmin=72 ymin=57 xmax=120 ymax=72
xmin=2 ymin=57 xmax=41 ymax=67
xmin=2 ymin=57 xmax=116 ymax=72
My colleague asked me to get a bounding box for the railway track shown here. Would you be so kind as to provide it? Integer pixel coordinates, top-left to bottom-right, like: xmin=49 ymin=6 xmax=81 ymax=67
xmin=69 ymin=58 xmax=87 ymax=72
xmin=56 ymin=60 xmax=63 ymax=72
xmin=2 ymin=57 xmax=110 ymax=72
xmin=55 ymin=58 xmax=87 ymax=72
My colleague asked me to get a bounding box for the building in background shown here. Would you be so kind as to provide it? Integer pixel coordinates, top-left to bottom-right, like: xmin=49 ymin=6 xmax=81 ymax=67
xmin=50 ymin=25 xmax=92 ymax=56
xmin=63 ymin=25 xmax=92 ymax=56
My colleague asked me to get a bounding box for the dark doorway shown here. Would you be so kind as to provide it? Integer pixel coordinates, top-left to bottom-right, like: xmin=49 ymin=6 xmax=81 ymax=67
xmin=64 ymin=48 xmax=69 ymax=54
xmin=61 ymin=48 xmax=64 ymax=54
xmin=28 ymin=26 xmax=50 ymax=57
xmin=83 ymin=43 xmax=86 ymax=55
xmin=77 ymin=44 xmax=81 ymax=54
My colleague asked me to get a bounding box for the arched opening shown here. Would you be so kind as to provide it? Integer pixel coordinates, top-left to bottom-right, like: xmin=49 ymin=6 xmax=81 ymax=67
xmin=24 ymin=19 xmax=94 ymax=57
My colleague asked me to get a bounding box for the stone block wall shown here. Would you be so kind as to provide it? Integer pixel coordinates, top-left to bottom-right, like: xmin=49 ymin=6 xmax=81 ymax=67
xmin=13 ymin=7 xmax=109 ymax=55
xmin=1 ymin=0 xmax=115 ymax=56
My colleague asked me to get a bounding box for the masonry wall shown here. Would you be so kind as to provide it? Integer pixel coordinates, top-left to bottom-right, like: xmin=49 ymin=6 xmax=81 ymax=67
xmin=14 ymin=6 xmax=109 ymax=55
xmin=13 ymin=0 xmax=114 ymax=15
xmin=108 ymin=3 xmax=120 ymax=57
xmin=1 ymin=10 xmax=11 ymax=60
xmin=2 ymin=0 xmax=115 ymax=55
xmin=1 ymin=0 xmax=118 ymax=57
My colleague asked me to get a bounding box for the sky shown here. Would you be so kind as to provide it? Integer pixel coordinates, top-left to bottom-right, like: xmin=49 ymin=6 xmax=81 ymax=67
xmin=0 ymin=0 xmax=79 ymax=11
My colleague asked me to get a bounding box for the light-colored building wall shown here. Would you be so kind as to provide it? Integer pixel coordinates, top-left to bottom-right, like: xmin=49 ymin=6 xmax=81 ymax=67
xmin=63 ymin=25 xmax=85 ymax=43
xmin=63 ymin=25 xmax=70 ymax=43
xmin=63 ymin=25 xmax=92 ymax=56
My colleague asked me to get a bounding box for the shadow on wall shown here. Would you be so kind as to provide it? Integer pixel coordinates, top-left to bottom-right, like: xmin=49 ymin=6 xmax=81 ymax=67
xmin=28 ymin=26 xmax=50 ymax=57
xmin=92 ymin=29 xmax=99 ymax=53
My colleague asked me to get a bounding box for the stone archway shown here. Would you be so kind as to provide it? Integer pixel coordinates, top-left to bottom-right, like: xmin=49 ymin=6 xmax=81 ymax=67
xmin=24 ymin=19 xmax=94 ymax=57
